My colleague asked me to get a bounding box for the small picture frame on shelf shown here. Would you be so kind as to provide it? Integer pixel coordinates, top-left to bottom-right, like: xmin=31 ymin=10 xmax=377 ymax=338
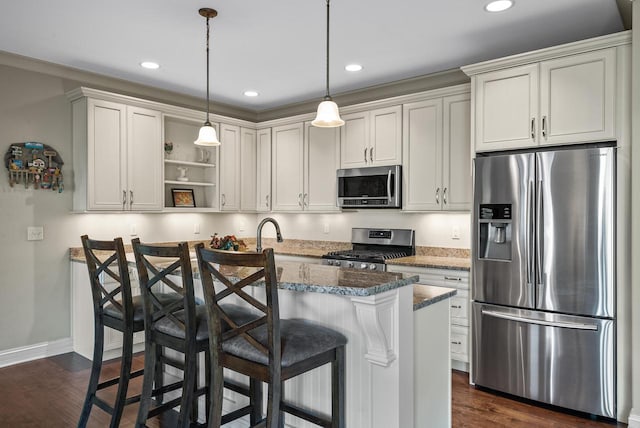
xmin=171 ymin=188 xmax=196 ymax=207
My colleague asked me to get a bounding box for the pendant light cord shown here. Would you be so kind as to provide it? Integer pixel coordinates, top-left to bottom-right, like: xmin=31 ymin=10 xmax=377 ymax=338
xmin=324 ymin=0 xmax=331 ymax=100
xmin=205 ymin=14 xmax=211 ymax=123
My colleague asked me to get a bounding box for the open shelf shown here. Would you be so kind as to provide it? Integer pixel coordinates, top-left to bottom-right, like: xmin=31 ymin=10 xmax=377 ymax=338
xmin=164 ymin=180 xmax=215 ymax=187
xmin=164 ymin=159 xmax=216 ymax=168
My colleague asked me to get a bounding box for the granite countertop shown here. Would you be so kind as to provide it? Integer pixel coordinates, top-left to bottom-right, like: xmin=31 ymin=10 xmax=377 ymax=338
xmin=70 ymin=238 xmax=470 ymax=271
xmin=72 ymin=247 xmax=418 ymax=297
xmin=413 ymin=285 xmax=457 ymax=311
xmin=225 ymin=261 xmax=419 ymax=297
xmin=387 ymin=255 xmax=470 ymax=271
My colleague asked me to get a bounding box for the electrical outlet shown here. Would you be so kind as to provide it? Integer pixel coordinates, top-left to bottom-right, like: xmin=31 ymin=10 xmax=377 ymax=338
xmin=194 ymin=223 xmax=200 ymax=234
xmin=130 ymin=223 xmax=137 ymax=236
xmin=451 ymin=226 xmax=460 ymax=240
xmin=239 ymin=221 xmax=246 ymax=232
xmin=323 ymin=223 xmax=330 ymax=234
xmin=27 ymin=226 xmax=44 ymax=241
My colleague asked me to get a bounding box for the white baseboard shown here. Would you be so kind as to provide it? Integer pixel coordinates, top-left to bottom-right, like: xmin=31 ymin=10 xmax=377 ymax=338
xmin=0 ymin=337 xmax=73 ymax=368
xmin=628 ymin=408 xmax=640 ymax=428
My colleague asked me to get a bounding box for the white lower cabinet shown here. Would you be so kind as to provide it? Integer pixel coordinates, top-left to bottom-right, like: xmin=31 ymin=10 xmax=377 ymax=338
xmin=71 ymin=262 xmax=145 ymax=361
xmin=387 ymin=264 xmax=470 ymax=371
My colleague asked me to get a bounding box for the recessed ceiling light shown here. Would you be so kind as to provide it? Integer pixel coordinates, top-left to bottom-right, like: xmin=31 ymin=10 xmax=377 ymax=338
xmin=243 ymin=90 xmax=259 ymax=97
xmin=345 ymin=64 xmax=363 ymax=72
xmin=485 ymin=0 xmax=513 ymax=12
xmin=140 ymin=61 xmax=160 ymax=69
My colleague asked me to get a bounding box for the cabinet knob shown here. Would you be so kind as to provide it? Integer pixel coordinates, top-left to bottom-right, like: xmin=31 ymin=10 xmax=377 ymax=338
xmin=369 ymin=147 xmax=373 ymax=162
xmin=435 ymin=188 xmax=440 ymax=205
xmin=542 ymin=115 xmax=547 ymax=139
xmin=363 ymin=147 xmax=367 ymax=163
xmin=221 ymin=194 xmax=226 ymax=206
xmin=129 ymin=190 xmax=134 ymax=206
xmin=451 ymin=305 xmax=462 ymax=309
xmin=443 ymin=188 xmax=447 ymax=205
xmin=122 ymin=190 xmax=126 ymax=209
xmin=451 ymin=341 xmax=462 ymax=345
xmin=303 ymin=193 xmax=308 ymax=207
xmin=265 ymin=194 xmax=270 ymax=207
xmin=444 ymin=276 xmax=462 ymax=281
xmin=298 ymin=193 xmax=303 ymax=207
xmin=531 ymin=117 xmax=536 ymax=141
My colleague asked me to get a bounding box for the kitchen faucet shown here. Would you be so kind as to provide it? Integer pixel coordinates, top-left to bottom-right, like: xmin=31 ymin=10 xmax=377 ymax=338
xmin=256 ymin=217 xmax=283 ymax=253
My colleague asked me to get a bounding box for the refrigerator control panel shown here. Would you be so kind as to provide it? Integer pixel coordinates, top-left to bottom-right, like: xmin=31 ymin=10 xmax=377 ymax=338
xmin=479 ymin=204 xmax=511 ymax=220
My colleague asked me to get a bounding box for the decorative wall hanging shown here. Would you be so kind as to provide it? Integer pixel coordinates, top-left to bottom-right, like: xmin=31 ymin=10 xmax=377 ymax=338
xmin=4 ymin=142 xmax=64 ymax=192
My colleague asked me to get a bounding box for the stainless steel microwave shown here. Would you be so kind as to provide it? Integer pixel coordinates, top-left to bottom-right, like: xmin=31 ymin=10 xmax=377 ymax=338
xmin=337 ymin=165 xmax=401 ymax=208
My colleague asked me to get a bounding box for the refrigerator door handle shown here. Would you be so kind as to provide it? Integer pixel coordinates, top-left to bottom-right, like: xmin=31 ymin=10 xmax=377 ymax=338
xmin=535 ymin=158 xmax=544 ymax=292
xmin=526 ymin=178 xmax=534 ymax=289
xmin=482 ymin=309 xmax=599 ymax=331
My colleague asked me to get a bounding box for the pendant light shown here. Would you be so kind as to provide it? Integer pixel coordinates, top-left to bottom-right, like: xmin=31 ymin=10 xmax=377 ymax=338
xmin=194 ymin=8 xmax=221 ymax=146
xmin=312 ymin=0 xmax=345 ymax=128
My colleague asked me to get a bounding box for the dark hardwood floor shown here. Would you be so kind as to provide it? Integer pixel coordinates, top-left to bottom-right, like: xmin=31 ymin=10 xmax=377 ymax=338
xmin=0 ymin=353 xmax=626 ymax=427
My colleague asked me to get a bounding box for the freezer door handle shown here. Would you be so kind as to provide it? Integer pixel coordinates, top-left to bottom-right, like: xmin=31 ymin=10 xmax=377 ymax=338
xmin=482 ymin=309 xmax=599 ymax=331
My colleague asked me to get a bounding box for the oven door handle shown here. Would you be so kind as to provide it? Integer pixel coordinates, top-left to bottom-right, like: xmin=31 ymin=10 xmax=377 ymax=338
xmin=387 ymin=170 xmax=392 ymax=203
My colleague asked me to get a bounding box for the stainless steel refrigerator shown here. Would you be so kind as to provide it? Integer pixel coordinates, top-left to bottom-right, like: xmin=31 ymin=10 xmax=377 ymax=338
xmin=472 ymin=145 xmax=616 ymax=418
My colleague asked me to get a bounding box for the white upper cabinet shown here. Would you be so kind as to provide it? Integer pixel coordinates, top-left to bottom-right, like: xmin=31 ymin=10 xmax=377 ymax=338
xmin=71 ymin=97 xmax=162 ymax=211
xmin=402 ymin=90 xmax=471 ymax=211
xmin=463 ymin=36 xmax=625 ymax=152
xmin=240 ymin=127 xmax=257 ymax=211
xmin=304 ymin=123 xmax=340 ymax=211
xmin=340 ymin=106 xmax=402 ymax=168
xmin=539 ymin=49 xmax=616 ymax=146
xmin=219 ymin=124 xmax=241 ymax=211
xmin=474 ymin=64 xmax=538 ymax=151
xmin=256 ymin=129 xmax=272 ymax=212
xmin=271 ymin=123 xmax=304 ymax=211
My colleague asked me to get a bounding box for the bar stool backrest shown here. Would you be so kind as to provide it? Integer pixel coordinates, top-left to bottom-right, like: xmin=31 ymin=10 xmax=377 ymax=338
xmin=81 ymin=235 xmax=133 ymax=325
xmin=131 ymin=239 xmax=196 ymax=347
xmin=195 ymin=244 xmax=281 ymax=371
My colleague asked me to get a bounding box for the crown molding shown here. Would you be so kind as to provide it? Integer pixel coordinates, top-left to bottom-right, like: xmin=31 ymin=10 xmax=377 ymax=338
xmin=461 ymin=31 xmax=631 ymax=76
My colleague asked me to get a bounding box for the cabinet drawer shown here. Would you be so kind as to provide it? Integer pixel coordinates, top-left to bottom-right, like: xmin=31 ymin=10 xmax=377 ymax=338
xmin=450 ymin=290 xmax=469 ymax=327
xmin=451 ymin=325 xmax=469 ymax=363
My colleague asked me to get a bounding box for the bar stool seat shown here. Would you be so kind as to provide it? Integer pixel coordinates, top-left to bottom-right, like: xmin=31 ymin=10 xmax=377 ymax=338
xmin=103 ymin=293 xmax=179 ymax=328
xmin=223 ymin=319 xmax=347 ymax=368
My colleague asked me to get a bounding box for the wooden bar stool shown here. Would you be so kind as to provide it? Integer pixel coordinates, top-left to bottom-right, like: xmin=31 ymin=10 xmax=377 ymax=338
xmin=132 ymin=239 xmax=258 ymax=427
xmin=195 ymin=244 xmax=347 ymax=428
xmin=77 ymin=235 xmax=147 ymax=428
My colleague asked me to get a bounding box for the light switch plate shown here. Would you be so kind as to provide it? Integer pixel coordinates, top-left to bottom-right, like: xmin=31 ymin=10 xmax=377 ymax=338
xmin=451 ymin=226 xmax=460 ymax=240
xmin=27 ymin=226 xmax=44 ymax=241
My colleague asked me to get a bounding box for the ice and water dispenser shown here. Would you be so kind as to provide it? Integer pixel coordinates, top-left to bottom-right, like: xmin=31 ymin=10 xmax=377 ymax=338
xmin=478 ymin=204 xmax=512 ymax=261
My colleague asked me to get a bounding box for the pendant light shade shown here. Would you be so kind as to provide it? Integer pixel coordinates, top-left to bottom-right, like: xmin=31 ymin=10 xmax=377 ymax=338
xmin=194 ymin=8 xmax=221 ymax=146
xmin=312 ymin=99 xmax=344 ymax=127
xmin=312 ymin=0 xmax=344 ymax=128
xmin=194 ymin=121 xmax=219 ymax=146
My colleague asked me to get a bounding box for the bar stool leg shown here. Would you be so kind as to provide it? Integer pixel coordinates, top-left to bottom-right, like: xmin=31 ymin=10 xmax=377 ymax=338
xmin=77 ymin=323 xmax=105 ymax=428
xmin=249 ymin=378 xmax=263 ymax=425
xmin=179 ymin=348 xmax=197 ymax=427
xmin=110 ymin=327 xmax=135 ymax=428
xmin=136 ymin=342 xmax=157 ymax=427
xmin=332 ymin=346 xmax=346 ymax=428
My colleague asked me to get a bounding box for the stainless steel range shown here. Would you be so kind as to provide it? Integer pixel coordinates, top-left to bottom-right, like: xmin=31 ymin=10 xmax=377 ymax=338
xmin=322 ymin=228 xmax=415 ymax=271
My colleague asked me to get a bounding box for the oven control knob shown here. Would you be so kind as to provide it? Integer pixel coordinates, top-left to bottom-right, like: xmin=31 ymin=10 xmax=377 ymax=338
xmin=369 ymin=264 xmax=377 ymax=270
xmin=334 ymin=261 xmax=341 ymax=267
xmin=360 ymin=263 xmax=368 ymax=269
xmin=346 ymin=261 xmax=354 ymax=268
xmin=326 ymin=260 xmax=333 ymax=266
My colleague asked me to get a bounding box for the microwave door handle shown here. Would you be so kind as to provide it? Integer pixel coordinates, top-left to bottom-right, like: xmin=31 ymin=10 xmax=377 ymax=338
xmin=387 ymin=170 xmax=392 ymax=203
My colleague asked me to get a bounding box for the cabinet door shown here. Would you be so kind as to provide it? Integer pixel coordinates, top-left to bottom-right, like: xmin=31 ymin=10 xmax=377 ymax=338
xmin=256 ymin=129 xmax=272 ymax=212
xmin=475 ymin=64 xmax=539 ymax=151
xmin=219 ymin=124 xmax=241 ymax=211
xmin=127 ymin=106 xmax=163 ymax=211
xmin=370 ymin=105 xmax=402 ymax=166
xmin=87 ymin=99 xmax=126 ymax=210
xmin=539 ymin=48 xmax=616 ymax=146
xmin=272 ymin=123 xmax=304 ymax=211
xmin=340 ymin=111 xmax=369 ymax=168
xmin=240 ymin=127 xmax=257 ymax=211
xmin=402 ymin=98 xmax=442 ymax=211
xmin=442 ymin=94 xmax=471 ymax=211
xmin=304 ymin=123 xmax=340 ymax=211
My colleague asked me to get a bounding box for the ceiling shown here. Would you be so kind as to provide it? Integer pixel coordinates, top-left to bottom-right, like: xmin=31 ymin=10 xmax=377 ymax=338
xmin=0 ymin=1 xmax=626 ymax=112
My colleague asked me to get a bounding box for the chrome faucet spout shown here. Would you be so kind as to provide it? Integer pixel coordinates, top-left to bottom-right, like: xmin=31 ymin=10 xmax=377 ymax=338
xmin=256 ymin=217 xmax=283 ymax=253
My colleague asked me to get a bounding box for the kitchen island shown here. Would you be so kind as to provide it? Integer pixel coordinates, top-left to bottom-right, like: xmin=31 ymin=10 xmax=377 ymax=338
xmin=71 ymin=246 xmax=456 ymax=428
